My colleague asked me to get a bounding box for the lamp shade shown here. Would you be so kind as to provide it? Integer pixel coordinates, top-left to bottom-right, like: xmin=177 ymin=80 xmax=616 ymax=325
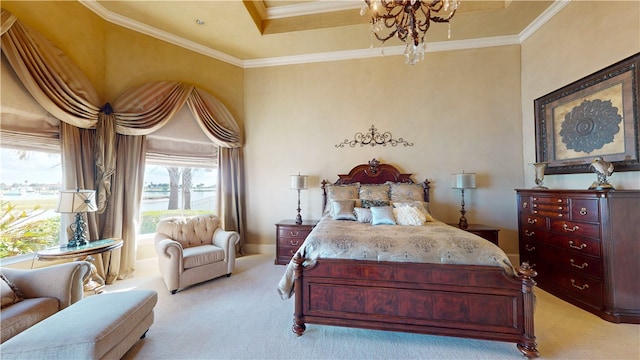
xmin=451 ymin=173 xmax=476 ymax=189
xmin=57 ymin=189 xmax=98 ymax=213
xmin=290 ymin=175 xmax=308 ymax=190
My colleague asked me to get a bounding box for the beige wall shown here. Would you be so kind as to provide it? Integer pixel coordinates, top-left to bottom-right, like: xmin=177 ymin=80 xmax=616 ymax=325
xmin=521 ymin=1 xmax=640 ymax=190
xmin=244 ymin=46 xmax=524 ymax=254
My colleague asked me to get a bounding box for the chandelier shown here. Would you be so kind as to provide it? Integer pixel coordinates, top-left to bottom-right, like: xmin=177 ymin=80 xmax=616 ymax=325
xmin=361 ymin=0 xmax=460 ymax=65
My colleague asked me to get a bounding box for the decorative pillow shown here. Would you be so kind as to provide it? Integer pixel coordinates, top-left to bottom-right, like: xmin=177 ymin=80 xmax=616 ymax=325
xmin=354 ymin=207 xmax=372 ymax=223
xmin=1 ymin=272 xmax=23 ymax=308
xmin=324 ymin=183 xmax=360 ymax=215
xmin=393 ymin=205 xmax=427 ymax=226
xmin=359 ymin=184 xmax=390 ymax=201
xmin=388 ymin=182 xmax=425 ymax=202
xmin=393 ymin=201 xmax=435 ymax=222
xmin=361 ymin=199 xmax=391 ymax=208
xmin=332 ymin=200 xmax=357 ymax=221
xmin=370 ymin=206 xmax=396 ymax=225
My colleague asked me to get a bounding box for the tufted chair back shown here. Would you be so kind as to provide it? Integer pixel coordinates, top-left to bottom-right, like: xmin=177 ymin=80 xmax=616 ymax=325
xmin=156 ymin=215 xmax=220 ymax=249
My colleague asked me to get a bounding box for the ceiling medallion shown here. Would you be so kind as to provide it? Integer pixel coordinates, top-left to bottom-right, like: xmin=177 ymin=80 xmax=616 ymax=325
xmin=361 ymin=0 xmax=460 ymax=65
xmin=335 ymin=125 xmax=414 ymax=148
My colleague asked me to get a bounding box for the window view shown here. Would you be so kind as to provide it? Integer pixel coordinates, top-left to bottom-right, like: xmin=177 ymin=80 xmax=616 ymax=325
xmin=139 ymin=164 xmax=217 ymax=235
xmin=0 ymin=148 xmax=62 ymax=258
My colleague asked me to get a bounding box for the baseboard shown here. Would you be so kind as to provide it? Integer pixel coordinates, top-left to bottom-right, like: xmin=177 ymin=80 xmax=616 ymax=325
xmin=243 ymin=243 xmax=275 ymax=256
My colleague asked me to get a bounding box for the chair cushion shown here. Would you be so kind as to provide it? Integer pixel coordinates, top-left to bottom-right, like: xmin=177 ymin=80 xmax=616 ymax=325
xmin=1 ymin=297 xmax=59 ymax=343
xmin=183 ymin=245 xmax=225 ymax=269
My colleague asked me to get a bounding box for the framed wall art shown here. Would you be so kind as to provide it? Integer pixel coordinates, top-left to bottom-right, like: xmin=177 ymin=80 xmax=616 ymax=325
xmin=534 ymin=52 xmax=640 ymax=174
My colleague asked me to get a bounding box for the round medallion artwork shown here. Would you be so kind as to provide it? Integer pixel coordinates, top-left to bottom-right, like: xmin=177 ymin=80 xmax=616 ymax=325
xmin=559 ymin=99 xmax=622 ymax=154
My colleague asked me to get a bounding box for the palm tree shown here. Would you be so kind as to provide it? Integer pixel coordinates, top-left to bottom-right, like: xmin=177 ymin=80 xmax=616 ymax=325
xmin=167 ymin=167 xmax=180 ymax=210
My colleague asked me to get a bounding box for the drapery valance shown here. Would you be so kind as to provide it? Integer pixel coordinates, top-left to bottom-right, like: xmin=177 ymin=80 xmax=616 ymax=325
xmin=1 ymin=8 xmax=246 ymax=281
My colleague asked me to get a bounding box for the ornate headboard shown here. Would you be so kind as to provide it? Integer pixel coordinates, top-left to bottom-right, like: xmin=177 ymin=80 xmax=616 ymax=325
xmin=321 ymin=158 xmax=431 ymax=211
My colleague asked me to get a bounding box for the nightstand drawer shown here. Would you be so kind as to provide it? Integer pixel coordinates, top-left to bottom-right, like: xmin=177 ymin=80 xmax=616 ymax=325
xmin=278 ymin=228 xmax=311 ymax=239
xmin=278 ymin=236 xmax=304 ymax=247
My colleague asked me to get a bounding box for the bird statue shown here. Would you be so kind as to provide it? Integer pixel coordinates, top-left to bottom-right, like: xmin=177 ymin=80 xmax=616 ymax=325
xmin=588 ymin=156 xmax=615 ymax=190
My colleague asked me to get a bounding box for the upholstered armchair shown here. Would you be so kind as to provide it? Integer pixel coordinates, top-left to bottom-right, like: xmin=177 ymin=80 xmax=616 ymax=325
xmin=154 ymin=215 xmax=240 ymax=294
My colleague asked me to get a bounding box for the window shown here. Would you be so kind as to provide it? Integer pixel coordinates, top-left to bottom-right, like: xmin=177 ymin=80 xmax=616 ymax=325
xmin=0 ymin=148 xmax=62 ymax=258
xmin=139 ymin=163 xmax=217 ymax=234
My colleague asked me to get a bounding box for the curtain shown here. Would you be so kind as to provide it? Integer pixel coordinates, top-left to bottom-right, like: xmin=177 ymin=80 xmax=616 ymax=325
xmin=1 ymin=9 xmax=245 ymax=279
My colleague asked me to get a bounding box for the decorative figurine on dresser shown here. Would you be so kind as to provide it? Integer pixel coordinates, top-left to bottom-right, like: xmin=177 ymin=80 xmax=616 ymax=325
xmin=516 ymin=188 xmax=640 ymax=324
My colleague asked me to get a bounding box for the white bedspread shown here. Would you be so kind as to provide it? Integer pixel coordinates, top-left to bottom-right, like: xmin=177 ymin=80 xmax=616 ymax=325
xmin=277 ymin=215 xmax=514 ymax=299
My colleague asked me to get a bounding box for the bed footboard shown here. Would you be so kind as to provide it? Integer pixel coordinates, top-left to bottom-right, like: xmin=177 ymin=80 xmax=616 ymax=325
xmin=292 ymin=254 xmax=539 ymax=358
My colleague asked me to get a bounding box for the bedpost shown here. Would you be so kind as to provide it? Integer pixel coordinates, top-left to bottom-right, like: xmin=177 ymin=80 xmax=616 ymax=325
xmin=321 ymin=179 xmax=329 ymax=214
xmin=292 ymin=253 xmax=307 ymax=336
xmin=516 ymin=262 xmax=540 ymax=358
xmin=422 ymin=179 xmax=431 ymax=203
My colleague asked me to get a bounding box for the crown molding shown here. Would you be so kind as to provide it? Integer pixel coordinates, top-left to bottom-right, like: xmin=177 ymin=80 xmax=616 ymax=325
xmin=79 ymin=0 xmax=244 ymax=67
xmin=265 ymin=0 xmax=362 ymax=19
xmin=243 ymin=34 xmax=521 ymax=68
xmin=519 ymin=0 xmax=571 ymax=42
xmin=80 ymin=0 xmax=570 ymax=69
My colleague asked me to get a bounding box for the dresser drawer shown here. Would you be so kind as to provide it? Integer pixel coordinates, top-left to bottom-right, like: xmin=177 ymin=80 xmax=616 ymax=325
xmin=548 ymin=234 xmax=601 ymax=258
xmin=550 ymin=219 xmax=600 ymax=239
xmin=520 ymin=213 xmax=547 ymax=230
xmin=543 ymin=248 xmax=602 ymax=279
xmin=553 ymin=270 xmax=603 ymax=307
xmin=570 ymin=198 xmax=600 ymax=222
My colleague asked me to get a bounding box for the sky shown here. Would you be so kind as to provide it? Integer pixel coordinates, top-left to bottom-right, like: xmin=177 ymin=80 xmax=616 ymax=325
xmin=0 ymin=149 xmax=216 ymax=187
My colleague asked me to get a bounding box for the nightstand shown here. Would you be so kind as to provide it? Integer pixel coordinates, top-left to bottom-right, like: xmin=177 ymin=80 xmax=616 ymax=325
xmin=275 ymin=220 xmax=318 ymax=265
xmin=448 ymin=223 xmax=500 ymax=246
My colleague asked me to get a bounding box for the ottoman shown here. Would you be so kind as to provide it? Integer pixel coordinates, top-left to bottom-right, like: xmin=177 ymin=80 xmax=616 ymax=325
xmin=0 ymin=290 xmax=157 ymax=360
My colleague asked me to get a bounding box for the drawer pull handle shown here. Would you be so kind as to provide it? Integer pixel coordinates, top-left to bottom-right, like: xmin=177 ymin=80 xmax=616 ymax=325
xmin=557 ymin=199 xmax=563 ymax=203
xmin=558 ymin=206 xmax=563 ymax=210
xmin=290 ymin=240 xmax=299 ymax=246
xmin=579 ymin=208 xmax=588 ymax=216
xmin=571 ymin=279 xmax=589 ymax=290
xmin=570 ymin=259 xmax=588 ymax=269
xmin=522 ymin=202 xmax=528 ymax=209
xmin=563 ymin=224 xmax=579 ymax=232
xmin=569 ymin=241 xmax=587 ymax=250
xmin=524 ymin=230 xmax=535 ymax=237
xmin=289 ymin=231 xmax=299 ymax=236
xmin=557 ymin=214 xmax=563 ymax=218
xmin=289 ymin=250 xmax=296 ymax=255
xmin=525 ymin=244 xmax=536 ymax=252
xmin=527 ymin=218 xmax=537 ymax=224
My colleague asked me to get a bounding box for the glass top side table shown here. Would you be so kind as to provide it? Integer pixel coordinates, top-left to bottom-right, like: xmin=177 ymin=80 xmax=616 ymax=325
xmin=37 ymin=239 xmax=123 ymax=294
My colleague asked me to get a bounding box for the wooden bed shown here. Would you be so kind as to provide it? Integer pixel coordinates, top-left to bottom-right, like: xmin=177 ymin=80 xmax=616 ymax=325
xmin=290 ymin=159 xmax=539 ymax=358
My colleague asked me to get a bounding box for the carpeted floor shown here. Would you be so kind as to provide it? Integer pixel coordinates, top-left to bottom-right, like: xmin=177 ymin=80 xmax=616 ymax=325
xmin=109 ymin=254 xmax=639 ymax=360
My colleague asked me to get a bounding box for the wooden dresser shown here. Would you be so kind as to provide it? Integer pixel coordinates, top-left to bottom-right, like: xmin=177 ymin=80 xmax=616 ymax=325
xmin=275 ymin=220 xmax=317 ymax=265
xmin=516 ymin=189 xmax=640 ymax=323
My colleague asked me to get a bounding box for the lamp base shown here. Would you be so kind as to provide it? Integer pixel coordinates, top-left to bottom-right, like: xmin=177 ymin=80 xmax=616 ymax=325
xmin=295 ymin=213 xmax=303 ymax=225
xmin=67 ymin=212 xmax=89 ymax=247
xmin=458 ymin=215 xmax=468 ymax=229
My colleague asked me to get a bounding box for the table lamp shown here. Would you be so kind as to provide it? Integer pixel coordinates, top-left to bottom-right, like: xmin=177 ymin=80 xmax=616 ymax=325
xmin=451 ymin=172 xmax=476 ymax=229
xmin=57 ymin=189 xmax=97 ymax=247
xmin=290 ymin=174 xmax=308 ymax=225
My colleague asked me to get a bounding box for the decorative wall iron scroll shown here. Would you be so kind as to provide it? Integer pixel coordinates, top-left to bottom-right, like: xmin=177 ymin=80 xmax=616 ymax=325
xmin=335 ymin=125 xmax=413 ymax=148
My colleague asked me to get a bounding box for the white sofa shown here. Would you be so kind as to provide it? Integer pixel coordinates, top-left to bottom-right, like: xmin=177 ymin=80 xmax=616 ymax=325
xmin=1 ymin=261 xmax=90 ymax=343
